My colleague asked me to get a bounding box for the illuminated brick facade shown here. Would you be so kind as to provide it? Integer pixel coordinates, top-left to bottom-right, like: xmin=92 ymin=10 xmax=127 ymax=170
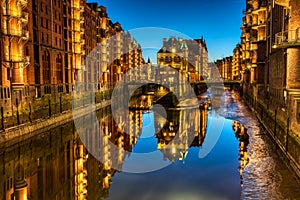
xmin=214 ymin=56 xmax=233 ymax=81
xmin=157 ymin=37 xmax=208 ymax=83
xmin=240 ymin=0 xmax=300 ymax=137
xmin=0 ymin=0 xmax=144 ymax=110
xmin=232 ymin=44 xmax=243 ymax=81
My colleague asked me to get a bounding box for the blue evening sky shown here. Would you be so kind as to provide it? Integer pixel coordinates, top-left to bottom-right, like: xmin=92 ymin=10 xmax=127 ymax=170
xmin=90 ymin=0 xmax=245 ymax=62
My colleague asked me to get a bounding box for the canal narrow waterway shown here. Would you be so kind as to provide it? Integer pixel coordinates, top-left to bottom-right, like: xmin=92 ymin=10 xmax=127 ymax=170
xmin=0 ymin=91 xmax=299 ymax=200
xmin=219 ymin=91 xmax=300 ymax=199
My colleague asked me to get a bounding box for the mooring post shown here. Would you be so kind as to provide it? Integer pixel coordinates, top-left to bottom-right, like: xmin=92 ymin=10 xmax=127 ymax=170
xmin=16 ymin=98 xmax=20 ymax=125
xmin=48 ymin=99 xmax=51 ymax=117
xmin=60 ymin=95 xmax=62 ymax=113
xmin=29 ymin=103 xmax=32 ymax=123
xmin=1 ymin=107 xmax=4 ymax=130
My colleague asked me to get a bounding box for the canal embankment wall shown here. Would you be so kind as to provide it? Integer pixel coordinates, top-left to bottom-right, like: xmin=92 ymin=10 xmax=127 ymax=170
xmin=243 ymin=96 xmax=300 ymax=178
xmin=0 ymin=100 xmax=111 ymax=147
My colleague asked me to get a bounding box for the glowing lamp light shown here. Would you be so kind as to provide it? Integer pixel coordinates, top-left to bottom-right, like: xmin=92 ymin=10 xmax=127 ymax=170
xmin=171 ymin=147 xmax=176 ymax=154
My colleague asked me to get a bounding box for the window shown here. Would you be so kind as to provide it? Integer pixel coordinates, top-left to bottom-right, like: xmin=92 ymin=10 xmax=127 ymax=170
xmin=43 ymin=50 xmax=51 ymax=84
xmin=7 ymin=68 xmax=10 ymax=80
xmin=56 ymin=54 xmax=63 ymax=83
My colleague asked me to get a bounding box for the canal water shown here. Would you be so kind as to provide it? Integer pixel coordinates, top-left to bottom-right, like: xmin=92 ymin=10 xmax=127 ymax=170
xmin=0 ymin=91 xmax=299 ymax=200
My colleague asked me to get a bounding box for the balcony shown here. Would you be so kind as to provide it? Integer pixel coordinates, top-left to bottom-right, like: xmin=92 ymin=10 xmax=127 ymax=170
xmin=274 ymin=0 xmax=290 ymax=7
xmin=22 ymin=30 xmax=29 ymax=39
xmin=252 ymin=20 xmax=258 ymax=27
xmin=274 ymin=28 xmax=300 ymax=48
xmin=80 ymin=17 xmax=84 ymax=24
xmin=3 ymin=9 xmax=21 ymax=17
xmin=250 ymin=36 xmax=257 ymax=43
xmin=252 ymin=20 xmax=266 ymax=30
xmin=258 ymin=20 xmax=266 ymax=26
xmin=19 ymin=0 xmax=28 ymax=6
xmin=9 ymin=29 xmax=22 ymax=37
xmin=21 ymin=12 xmax=29 ymax=22
xmin=80 ymin=6 xmax=84 ymax=12
xmin=23 ymin=56 xmax=30 ymax=63
xmin=4 ymin=55 xmax=23 ymax=62
xmin=252 ymin=6 xmax=267 ymax=15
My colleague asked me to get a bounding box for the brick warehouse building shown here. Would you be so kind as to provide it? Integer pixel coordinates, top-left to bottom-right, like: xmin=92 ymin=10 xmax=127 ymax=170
xmin=240 ymin=0 xmax=300 ymax=133
xmin=157 ymin=37 xmax=208 ymax=83
xmin=0 ymin=0 xmax=144 ymax=112
xmin=239 ymin=0 xmax=300 ymax=173
xmin=214 ymin=56 xmax=233 ymax=81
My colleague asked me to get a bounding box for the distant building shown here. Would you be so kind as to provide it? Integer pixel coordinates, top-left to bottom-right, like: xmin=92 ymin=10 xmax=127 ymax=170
xmin=215 ymin=56 xmax=233 ymax=81
xmin=232 ymin=44 xmax=243 ymax=81
xmin=157 ymin=37 xmax=208 ymax=83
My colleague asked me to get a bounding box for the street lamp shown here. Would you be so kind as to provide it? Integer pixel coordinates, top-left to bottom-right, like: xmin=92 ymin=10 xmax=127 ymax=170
xmin=247 ymin=63 xmax=251 ymax=70
xmin=283 ymin=89 xmax=287 ymax=104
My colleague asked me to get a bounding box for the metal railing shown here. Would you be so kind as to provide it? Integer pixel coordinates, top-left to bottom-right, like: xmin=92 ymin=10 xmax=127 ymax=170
xmin=275 ymin=28 xmax=300 ymax=46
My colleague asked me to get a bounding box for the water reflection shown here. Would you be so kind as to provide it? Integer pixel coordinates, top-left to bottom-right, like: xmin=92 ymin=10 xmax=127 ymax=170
xmin=155 ymin=108 xmax=208 ymax=163
xmin=232 ymin=121 xmax=250 ymax=185
xmin=0 ymin=103 xmax=252 ymax=200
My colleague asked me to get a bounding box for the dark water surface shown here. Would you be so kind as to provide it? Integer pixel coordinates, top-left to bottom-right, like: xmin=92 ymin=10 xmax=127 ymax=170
xmin=0 ymin=91 xmax=299 ymax=200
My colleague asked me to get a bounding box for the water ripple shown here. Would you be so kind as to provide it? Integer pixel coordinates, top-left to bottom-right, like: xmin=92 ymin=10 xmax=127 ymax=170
xmin=216 ymin=91 xmax=300 ymax=200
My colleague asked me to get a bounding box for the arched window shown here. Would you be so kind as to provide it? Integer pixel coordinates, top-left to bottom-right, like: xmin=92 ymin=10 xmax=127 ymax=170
xmin=159 ymin=57 xmax=164 ymax=63
xmin=174 ymin=56 xmax=181 ymax=63
xmin=43 ymin=50 xmax=50 ymax=84
xmin=165 ymin=56 xmax=172 ymax=63
xmin=56 ymin=53 xmax=63 ymax=83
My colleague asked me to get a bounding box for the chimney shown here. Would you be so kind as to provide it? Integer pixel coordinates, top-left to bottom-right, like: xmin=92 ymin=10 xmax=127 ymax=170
xmin=163 ymin=38 xmax=167 ymax=45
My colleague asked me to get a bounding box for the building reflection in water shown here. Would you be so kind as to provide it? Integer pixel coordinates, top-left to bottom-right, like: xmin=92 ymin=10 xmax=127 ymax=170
xmin=0 ymin=104 xmax=249 ymax=199
xmin=232 ymin=120 xmax=250 ymax=185
xmin=155 ymin=108 xmax=208 ymax=163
